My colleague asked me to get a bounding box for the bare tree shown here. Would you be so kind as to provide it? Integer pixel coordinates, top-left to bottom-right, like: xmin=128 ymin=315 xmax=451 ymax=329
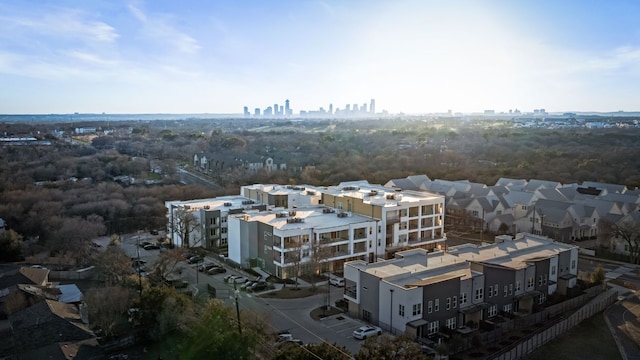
xmin=93 ymin=245 xmax=134 ymax=286
xmin=84 ymin=286 xmax=137 ymax=337
xmin=599 ymin=215 xmax=640 ymax=264
xmin=283 ymin=237 xmax=302 ymax=290
xmin=170 ymin=206 xmax=201 ymax=248
xmin=152 ymin=247 xmax=187 ymax=283
xmin=309 ymin=237 xmax=331 ymax=292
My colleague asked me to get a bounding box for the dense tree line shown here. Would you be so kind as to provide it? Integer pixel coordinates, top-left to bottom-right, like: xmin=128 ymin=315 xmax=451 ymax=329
xmin=2 ymin=118 xmax=640 ymax=262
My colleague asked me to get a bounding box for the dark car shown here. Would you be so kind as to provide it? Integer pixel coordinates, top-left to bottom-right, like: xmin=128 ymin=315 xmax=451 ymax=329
xmin=249 ymin=281 xmax=272 ymax=292
xmin=207 ymin=266 xmax=227 ymax=274
xmin=199 ymin=263 xmax=218 ymax=272
xmin=150 ymin=229 xmax=159 ymax=235
xmin=187 ymin=255 xmax=203 ymax=264
xmin=143 ymin=244 xmax=160 ymax=250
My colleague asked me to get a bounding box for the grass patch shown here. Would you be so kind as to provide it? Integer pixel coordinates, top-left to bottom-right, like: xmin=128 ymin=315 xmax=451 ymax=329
xmin=523 ymin=312 xmax=620 ymax=360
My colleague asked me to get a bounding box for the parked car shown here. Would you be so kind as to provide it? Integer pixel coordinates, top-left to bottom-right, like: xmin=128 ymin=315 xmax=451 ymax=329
xmin=207 ymin=266 xmax=227 ymax=275
xmin=240 ymin=280 xmax=257 ymax=290
xmin=233 ymin=276 xmax=248 ymax=284
xmin=223 ymin=274 xmax=237 ymax=283
xmin=139 ymin=241 xmax=152 ymax=248
xmin=248 ymin=281 xmax=273 ymax=292
xmin=150 ymin=229 xmax=159 ymax=235
xmin=199 ymin=263 xmax=218 ymax=272
xmin=352 ymin=325 xmax=382 ymax=340
xmin=187 ymin=255 xmax=203 ymax=264
xmin=143 ymin=244 xmax=160 ymax=250
xmin=329 ymin=277 xmax=345 ymax=287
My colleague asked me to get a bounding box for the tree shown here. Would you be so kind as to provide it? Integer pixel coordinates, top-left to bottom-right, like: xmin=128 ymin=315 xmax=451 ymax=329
xmin=136 ymin=286 xmax=195 ymax=341
xmin=271 ymin=341 xmax=351 ymax=360
xmin=84 ymin=285 xmax=137 ymax=337
xmin=170 ymin=206 xmax=201 ymax=248
xmin=599 ymin=215 xmax=640 ymax=264
xmin=93 ymin=245 xmax=134 ymax=286
xmin=308 ymin=238 xmax=331 ymax=292
xmin=152 ymin=247 xmax=186 ymax=283
xmin=179 ymin=299 xmax=265 ymax=359
xmin=0 ymin=229 xmax=24 ymax=262
xmin=283 ymin=236 xmax=302 ymax=290
xmin=355 ymin=333 xmax=427 ymax=360
xmin=591 ymin=265 xmax=606 ymax=285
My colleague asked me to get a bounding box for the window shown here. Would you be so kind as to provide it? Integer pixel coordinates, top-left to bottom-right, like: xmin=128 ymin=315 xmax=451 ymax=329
xmin=538 ymin=276 xmax=543 ymax=286
xmin=504 ymin=285 xmax=508 ymax=297
xmin=494 ymin=284 xmax=498 ymax=295
xmin=460 ymin=292 xmax=467 ymax=305
xmin=413 ymin=303 xmax=422 ymax=316
xmin=446 ymin=317 xmax=457 ymax=330
xmin=446 ymin=297 xmax=451 ymax=310
xmin=362 ymin=310 xmax=371 ymax=322
xmin=543 ymin=275 xmax=547 ymax=285
xmin=488 ymin=286 xmax=493 ymax=298
xmin=527 ymin=277 xmax=534 ymax=289
xmin=516 ymin=281 xmax=521 ymax=292
xmin=399 ymin=304 xmax=405 ymax=317
xmin=428 ymin=321 xmax=439 ymax=335
xmin=551 ymin=266 xmax=556 ymax=275
xmin=488 ymin=305 xmax=497 ymax=318
xmin=503 ymin=303 xmax=512 ymax=313
xmin=453 ymin=296 xmax=457 ymax=308
xmin=428 ymin=300 xmax=433 ymax=313
xmin=435 ymin=299 xmax=440 ymax=312
xmin=539 ymin=293 xmax=546 ymax=304
xmin=475 ymin=288 xmax=484 ymax=301
xmin=509 ymin=284 xmax=513 ymax=295
xmin=571 ymin=260 xmax=576 ymax=269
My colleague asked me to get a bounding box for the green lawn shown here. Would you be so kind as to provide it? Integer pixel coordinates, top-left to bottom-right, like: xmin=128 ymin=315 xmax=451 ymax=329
xmin=524 ymin=313 xmax=621 ymax=360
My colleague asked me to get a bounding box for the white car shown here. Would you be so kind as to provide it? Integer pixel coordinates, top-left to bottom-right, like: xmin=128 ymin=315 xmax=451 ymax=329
xmin=329 ymin=277 xmax=345 ymax=287
xmin=352 ymin=325 xmax=382 ymax=340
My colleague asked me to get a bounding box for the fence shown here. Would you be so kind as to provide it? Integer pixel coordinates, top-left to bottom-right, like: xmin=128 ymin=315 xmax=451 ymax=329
xmin=488 ymin=289 xmax=618 ymax=360
xmin=49 ymin=266 xmax=96 ymax=280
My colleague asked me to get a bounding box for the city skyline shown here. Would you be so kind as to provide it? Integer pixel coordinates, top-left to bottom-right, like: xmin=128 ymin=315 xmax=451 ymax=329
xmin=1 ymin=1 xmax=640 ymax=115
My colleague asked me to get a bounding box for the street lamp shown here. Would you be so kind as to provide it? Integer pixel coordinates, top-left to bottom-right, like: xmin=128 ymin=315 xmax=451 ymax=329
xmin=389 ymin=288 xmax=394 ymax=334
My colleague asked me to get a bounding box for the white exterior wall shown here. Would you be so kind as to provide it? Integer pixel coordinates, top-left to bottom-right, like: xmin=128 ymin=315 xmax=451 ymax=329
xmin=227 ymin=216 xmax=243 ymax=264
xmin=380 ymin=282 xmax=419 ymax=334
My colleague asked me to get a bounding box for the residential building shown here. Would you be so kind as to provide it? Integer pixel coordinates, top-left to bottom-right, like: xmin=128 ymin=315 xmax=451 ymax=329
xmin=320 ymin=181 xmax=446 ymax=259
xmin=241 ymin=184 xmax=322 ymax=209
xmin=166 ymin=196 xmax=266 ymax=249
xmin=342 ymin=233 xmax=578 ymax=339
xmin=227 ymin=206 xmax=377 ymax=278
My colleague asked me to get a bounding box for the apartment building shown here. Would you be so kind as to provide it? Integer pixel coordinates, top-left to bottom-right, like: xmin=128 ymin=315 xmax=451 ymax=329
xmin=342 ymin=233 xmax=578 ymax=339
xmin=320 ymin=181 xmax=446 ymax=260
xmin=165 ymin=196 xmax=265 ymax=249
xmin=227 ymin=206 xmax=377 ymax=278
xmin=240 ymin=184 xmax=322 ymax=208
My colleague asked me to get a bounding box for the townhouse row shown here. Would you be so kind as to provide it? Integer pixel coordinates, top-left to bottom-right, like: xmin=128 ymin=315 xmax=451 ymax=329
xmin=343 ymin=233 xmax=578 ymax=338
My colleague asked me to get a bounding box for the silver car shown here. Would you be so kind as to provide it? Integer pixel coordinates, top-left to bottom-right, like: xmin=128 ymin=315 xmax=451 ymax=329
xmin=352 ymin=325 xmax=382 ymax=340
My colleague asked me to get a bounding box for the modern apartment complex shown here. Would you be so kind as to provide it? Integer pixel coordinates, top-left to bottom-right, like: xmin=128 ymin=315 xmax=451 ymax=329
xmin=343 ymin=233 xmax=578 ymax=338
xmin=166 ymin=181 xmax=446 ymax=278
xmin=165 ymin=196 xmax=266 ymax=248
xmin=227 ymin=206 xmax=377 ymax=278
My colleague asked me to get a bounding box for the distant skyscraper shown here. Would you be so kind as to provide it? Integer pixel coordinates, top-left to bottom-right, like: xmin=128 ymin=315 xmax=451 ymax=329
xmin=353 ymin=103 xmax=358 ymax=113
xmin=285 ymin=99 xmax=291 ymax=116
xmin=362 ymin=103 xmax=367 ymax=113
xmin=274 ymin=103 xmax=279 ymax=116
xmin=370 ymin=99 xmax=375 ymax=114
xmin=254 ymin=108 xmax=261 ymax=117
xmin=345 ymin=104 xmax=351 ymax=112
xmin=328 ymin=103 xmax=333 ymax=115
xmin=243 ymin=106 xmax=250 ymax=117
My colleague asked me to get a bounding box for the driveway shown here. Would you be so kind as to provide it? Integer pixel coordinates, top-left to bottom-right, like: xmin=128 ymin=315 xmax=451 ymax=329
xmin=605 ymin=294 xmax=640 ymax=360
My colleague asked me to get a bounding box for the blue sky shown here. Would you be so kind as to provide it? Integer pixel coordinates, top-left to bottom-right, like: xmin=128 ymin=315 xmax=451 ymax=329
xmin=1 ymin=0 xmax=639 ymax=114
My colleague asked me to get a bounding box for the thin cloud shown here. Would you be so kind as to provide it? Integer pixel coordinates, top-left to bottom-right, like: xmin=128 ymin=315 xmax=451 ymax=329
xmin=127 ymin=3 xmax=201 ymax=55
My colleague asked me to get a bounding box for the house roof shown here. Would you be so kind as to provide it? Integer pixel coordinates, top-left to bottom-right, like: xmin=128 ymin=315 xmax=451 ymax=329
xmin=18 ymin=338 xmax=103 ymax=360
xmin=581 ymin=181 xmax=627 ymax=194
xmin=494 ymin=177 xmax=528 ymax=190
xmin=9 ymin=300 xmax=95 ymax=352
xmin=19 ymin=267 xmax=50 ymax=286
xmin=524 ymin=179 xmax=562 ymax=192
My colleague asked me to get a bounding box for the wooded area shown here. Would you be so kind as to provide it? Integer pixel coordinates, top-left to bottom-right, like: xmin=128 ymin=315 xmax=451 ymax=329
xmin=1 ymin=117 xmax=639 ymax=262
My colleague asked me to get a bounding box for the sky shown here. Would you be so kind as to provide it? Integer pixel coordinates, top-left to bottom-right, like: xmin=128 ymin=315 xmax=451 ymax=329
xmin=1 ymin=0 xmax=640 ymax=115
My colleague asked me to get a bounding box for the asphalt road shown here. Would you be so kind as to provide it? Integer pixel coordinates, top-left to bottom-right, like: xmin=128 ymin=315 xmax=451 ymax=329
xmin=177 ymin=167 xmax=224 ymax=191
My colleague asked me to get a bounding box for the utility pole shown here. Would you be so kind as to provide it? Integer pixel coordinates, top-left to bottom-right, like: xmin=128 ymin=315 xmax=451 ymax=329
xmin=234 ymin=283 xmax=242 ymax=334
xmin=136 ymin=236 xmax=142 ymax=296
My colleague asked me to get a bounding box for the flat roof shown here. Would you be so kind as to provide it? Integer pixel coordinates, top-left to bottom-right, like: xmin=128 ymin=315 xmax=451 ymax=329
xmin=166 ymin=195 xmax=256 ymax=211
xmin=322 ymin=181 xmax=443 ymax=206
xmin=235 ymin=206 xmax=375 ymax=230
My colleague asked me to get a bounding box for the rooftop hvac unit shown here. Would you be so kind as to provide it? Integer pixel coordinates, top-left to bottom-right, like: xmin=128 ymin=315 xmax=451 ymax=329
xmin=337 ymin=212 xmax=348 ymax=218
xmin=223 ymin=202 xmax=232 ymax=207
